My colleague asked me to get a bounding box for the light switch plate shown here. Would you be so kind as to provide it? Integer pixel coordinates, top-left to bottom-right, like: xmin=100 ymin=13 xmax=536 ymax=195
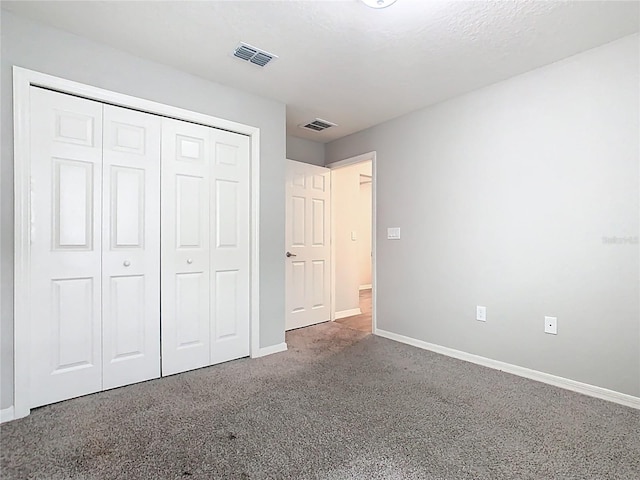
xmin=351 ymin=231 xmax=357 ymax=241
xmin=476 ymin=306 xmax=486 ymax=322
xmin=544 ymin=316 xmax=557 ymax=335
xmin=387 ymin=227 xmax=401 ymax=240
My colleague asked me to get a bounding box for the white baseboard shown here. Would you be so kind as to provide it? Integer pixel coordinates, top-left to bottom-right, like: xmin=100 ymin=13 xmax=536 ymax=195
xmin=375 ymin=329 xmax=640 ymax=410
xmin=1 ymin=406 xmax=15 ymax=424
xmin=335 ymin=308 xmax=362 ymax=320
xmin=359 ymin=284 xmax=372 ymax=291
xmin=253 ymin=342 xmax=288 ymax=358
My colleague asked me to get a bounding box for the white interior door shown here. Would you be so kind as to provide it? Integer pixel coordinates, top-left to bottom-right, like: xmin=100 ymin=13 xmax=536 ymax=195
xmin=29 ymin=87 xmax=103 ymax=408
xmin=285 ymin=160 xmax=331 ymax=330
xmin=102 ymin=105 xmax=161 ymax=390
xmin=161 ymin=118 xmax=211 ymax=376
xmin=210 ymin=130 xmax=250 ymax=364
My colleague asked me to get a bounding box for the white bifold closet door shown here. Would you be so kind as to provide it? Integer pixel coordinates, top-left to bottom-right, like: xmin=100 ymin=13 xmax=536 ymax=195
xmin=101 ymin=105 xmax=161 ymax=390
xmin=28 ymin=88 xmax=161 ymax=408
xmin=27 ymin=86 xmax=250 ymax=408
xmin=29 ymin=88 xmax=104 ymax=408
xmin=160 ymin=119 xmax=211 ymax=375
xmin=161 ymin=118 xmax=250 ymax=376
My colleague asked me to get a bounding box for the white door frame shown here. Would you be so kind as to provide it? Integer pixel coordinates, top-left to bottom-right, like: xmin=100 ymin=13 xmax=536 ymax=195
xmin=326 ymin=151 xmax=377 ymax=333
xmin=12 ymin=66 xmax=261 ymax=420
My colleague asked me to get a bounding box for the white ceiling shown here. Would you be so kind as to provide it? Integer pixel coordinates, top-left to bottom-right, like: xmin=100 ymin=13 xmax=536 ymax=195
xmin=3 ymin=0 xmax=638 ymax=143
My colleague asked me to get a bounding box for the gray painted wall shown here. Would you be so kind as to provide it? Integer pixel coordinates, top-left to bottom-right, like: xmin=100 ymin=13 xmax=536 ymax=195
xmin=326 ymin=35 xmax=640 ymax=397
xmin=286 ymin=136 xmax=325 ymax=166
xmin=0 ymin=11 xmax=286 ymax=409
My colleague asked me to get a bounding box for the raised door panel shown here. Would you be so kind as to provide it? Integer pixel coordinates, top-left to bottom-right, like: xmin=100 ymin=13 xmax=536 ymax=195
xmin=215 ymin=180 xmax=239 ymax=249
xmin=110 ymin=121 xmax=146 ymax=155
xmin=29 ymin=87 xmax=103 ymax=408
xmin=54 ymin=110 xmax=95 ymax=146
xmin=290 ymin=261 xmax=306 ymax=313
xmin=161 ymin=118 xmax=211 ymax=376
xmin=50 ymin=278 xmax=96 ymax=373
xmin=214 ymin=270 xmax=240 ymax=339
xmin=311 ymin=260 xmax=327 ymax=310
xmin=102 ymin=105 xmax=161 ymax=390
xmin=291 ymin=196 xmax=306 ymax=247
xmin=311 ymin=199 xmax=326 ymax=247
xmin=111 ymin=167 xmax=144 ymax=248
xmin=53 ymin=159 xmax=94 ymax=249
xmin=176 ymin=135 xmax=204 ymax=162
xmin=176 ymin=175 xmax=205 ymax=248
xmin=175 ymin=272 xmax=208 ymax=349
xmin=210 ymin=130 xmax=250 ymax=364
xmin=312 ymin=174 xmax=326 ymax=192
xmin=107 ymin=276 xmax=145 ymax=361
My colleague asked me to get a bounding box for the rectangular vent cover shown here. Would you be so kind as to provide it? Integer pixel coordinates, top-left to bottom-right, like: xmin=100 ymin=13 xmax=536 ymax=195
xmin=233 ymin=43 xmax=277 ymax=67
xmin=299 ymin=118 xmax=337 ymax=132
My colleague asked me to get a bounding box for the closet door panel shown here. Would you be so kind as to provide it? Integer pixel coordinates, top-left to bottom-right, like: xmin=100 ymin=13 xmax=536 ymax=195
xmin=210 ymin=130 xmax=250 ymax=364
xmin=29 ymin=87 xmax=103 ymax=408
xmin=161 ymin=118 xmax=211 ymax=376
xmin=102 ymin=105 xmax=161 ymax=390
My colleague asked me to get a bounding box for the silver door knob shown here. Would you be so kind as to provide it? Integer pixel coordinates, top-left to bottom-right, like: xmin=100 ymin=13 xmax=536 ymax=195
xmin=123 ymin=260 xmax=131 ymax=267
xmin=187 ymin=258 xmax=193 ymax=264
xmin=286 ymin=252 xmax=296 ymax=258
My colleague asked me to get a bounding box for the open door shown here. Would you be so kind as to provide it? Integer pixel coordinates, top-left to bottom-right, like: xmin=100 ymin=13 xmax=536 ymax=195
xmin=285 ymin=160 xmax=331 ymax=330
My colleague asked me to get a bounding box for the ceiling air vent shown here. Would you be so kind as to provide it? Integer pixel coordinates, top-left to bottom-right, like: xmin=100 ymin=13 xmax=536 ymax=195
xmin=233 ymin=42 xmax=277 ymax=67
xmin=299 ymin=118 xmax=337 ymax=132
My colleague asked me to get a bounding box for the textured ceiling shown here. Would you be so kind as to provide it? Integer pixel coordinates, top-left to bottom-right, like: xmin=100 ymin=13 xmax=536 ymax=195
xmin=3 ymin=0 xmax=638 ymax=143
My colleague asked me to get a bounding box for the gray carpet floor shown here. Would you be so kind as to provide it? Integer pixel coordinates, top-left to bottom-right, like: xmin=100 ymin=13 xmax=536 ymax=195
xmin=1 ymin=322 xmax=639 ymax=479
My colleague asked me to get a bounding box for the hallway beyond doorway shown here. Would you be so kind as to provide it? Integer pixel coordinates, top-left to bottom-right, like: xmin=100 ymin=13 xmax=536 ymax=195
xmin=335 ymin=289 xmax=371 ymax=333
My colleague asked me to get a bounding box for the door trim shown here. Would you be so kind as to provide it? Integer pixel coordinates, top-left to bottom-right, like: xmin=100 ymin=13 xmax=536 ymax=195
xmin=12 ymin=66 xmax=261 ymax=420
xmin=326 ymin=151 xmax=377 ymax=333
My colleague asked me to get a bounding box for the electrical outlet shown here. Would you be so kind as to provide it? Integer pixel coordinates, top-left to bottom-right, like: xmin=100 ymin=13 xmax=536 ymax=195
xmin=476 ymin=306 xmax=486 ymax=322
xmin=544 ymin=316 xmax=557 ymax=335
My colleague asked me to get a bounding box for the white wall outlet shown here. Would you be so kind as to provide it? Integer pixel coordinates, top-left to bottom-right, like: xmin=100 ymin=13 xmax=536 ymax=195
xmin=544 ymin=316 xmax=557 ymax=335
xmin=476 ymin=306 xmax=486 ymax=322
xmin=351 ymin=231 xmax=357 ymax=241
xmin=387 ymin=227 xmax=401 ymax=240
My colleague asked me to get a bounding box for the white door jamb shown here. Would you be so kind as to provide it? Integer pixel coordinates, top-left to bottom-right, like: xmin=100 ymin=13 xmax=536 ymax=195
xmin=326 ymin=151 xmax=377 ymax=333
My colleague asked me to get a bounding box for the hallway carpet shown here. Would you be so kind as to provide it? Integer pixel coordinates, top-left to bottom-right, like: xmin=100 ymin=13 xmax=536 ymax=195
xmin=335 ymin=289 xmax=372 ymax=333
xmin=1 ymin=322 xmax=639 ymax=479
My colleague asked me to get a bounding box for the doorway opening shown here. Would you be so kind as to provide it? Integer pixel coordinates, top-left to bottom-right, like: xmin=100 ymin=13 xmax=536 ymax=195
xmin=329 ymin=156 xmax=374 ymax=334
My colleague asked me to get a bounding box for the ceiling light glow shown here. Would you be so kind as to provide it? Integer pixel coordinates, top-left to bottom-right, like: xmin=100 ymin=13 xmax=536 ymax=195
xmin=361 ymin=0 xmax=398 ymax=9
